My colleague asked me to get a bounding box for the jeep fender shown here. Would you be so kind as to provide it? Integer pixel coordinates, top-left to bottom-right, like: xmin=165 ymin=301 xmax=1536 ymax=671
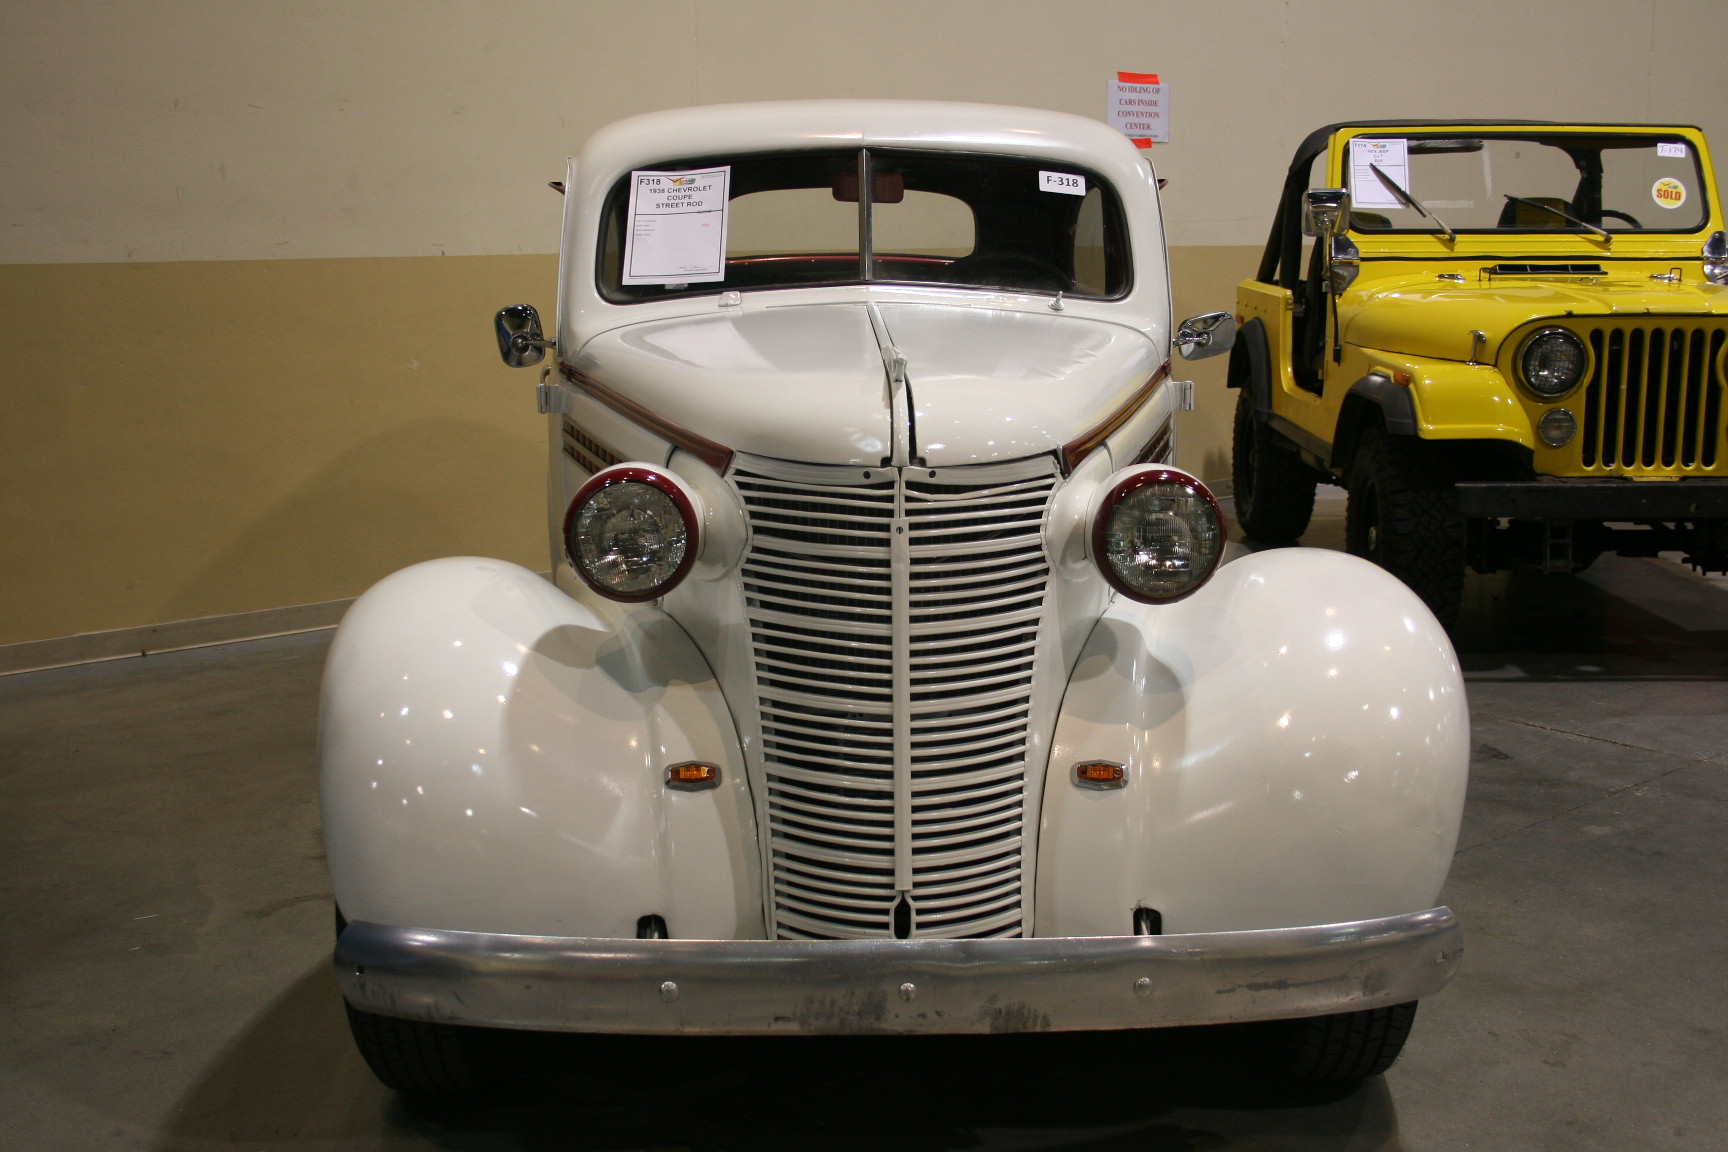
xmin=1037 ymin=547 xmax=1467 ymax=936
xmin=1332 ymin=373 xmax=1418 ymax=474
xmin=319 ymin=557 xmax=761 ymax=939
xmin=1227 ymin=316 xmax=1274 ymax=421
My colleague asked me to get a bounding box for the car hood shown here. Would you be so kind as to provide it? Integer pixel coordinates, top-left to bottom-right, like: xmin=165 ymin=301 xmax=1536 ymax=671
xmin=1345 ymin=274 xmax=1728 ymax=363
xmin=573 ymin=303 xmax=1162 ymax=468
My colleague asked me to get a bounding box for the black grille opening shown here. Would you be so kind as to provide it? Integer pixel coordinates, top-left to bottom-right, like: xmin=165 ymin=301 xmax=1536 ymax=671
xmin=1582 ymin=324 xmax=1726 ymax=469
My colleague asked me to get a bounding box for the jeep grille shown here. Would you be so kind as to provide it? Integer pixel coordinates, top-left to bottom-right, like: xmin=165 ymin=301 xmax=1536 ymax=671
xmin=732 ymin=455 xmax=1058 ymax=940
xmin=1576 ymin=323 xmax=1728 ymax=472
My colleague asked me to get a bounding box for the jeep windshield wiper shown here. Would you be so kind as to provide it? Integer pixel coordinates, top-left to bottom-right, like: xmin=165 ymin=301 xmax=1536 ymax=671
xmin=1370 ymin=163 xmax=1455 ymax=243
xmin=1501 ymin=194 xmax=1611 ymax=242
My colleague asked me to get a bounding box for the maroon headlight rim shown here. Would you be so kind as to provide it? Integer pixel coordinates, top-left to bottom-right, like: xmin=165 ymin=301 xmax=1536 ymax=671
xmin=1090 ymin=468 xmax=1227 ymax=604
xmin=564 ymin=465 xmax=700 ymax=603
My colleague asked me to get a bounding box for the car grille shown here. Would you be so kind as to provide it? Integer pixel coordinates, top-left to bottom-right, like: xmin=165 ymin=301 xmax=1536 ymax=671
xmin=732 ymin=455 xmax=1059 ymax=940
xmin=1575 ymin=322 xmax=1728 ymax=472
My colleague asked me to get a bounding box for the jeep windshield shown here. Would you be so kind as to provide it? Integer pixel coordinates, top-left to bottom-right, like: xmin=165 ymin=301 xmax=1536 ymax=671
xmin=1344 ymin=132 xmax=1708 ymax=235
xmin=599 ymin=148 xmax=1129 ymax=303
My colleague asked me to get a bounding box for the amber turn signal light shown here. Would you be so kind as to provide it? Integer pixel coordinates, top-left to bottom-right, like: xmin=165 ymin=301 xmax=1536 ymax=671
xmin=1073 ymin=761 xmax=1126 ymax=790
xmin=665 ymin=762 xmax=721 ymax=791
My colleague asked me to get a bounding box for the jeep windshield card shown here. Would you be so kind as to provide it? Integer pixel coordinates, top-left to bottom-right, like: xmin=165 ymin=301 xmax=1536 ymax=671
xmin=622 ymin=166 xmax=731 ymax=284
xmin=1348 ymin=137 xmax=1410 ymax=208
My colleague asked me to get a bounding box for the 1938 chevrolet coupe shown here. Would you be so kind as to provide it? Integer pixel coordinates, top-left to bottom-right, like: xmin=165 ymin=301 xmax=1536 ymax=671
xmin=319 ymin=101 xmax=1469 ymax=1093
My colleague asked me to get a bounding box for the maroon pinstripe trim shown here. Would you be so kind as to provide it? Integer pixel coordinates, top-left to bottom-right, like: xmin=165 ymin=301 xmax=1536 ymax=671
xmin=1060 ymin=361 xmax=1171 ymax=474
xmin=559 ymin=362 xmax=734 ymax=472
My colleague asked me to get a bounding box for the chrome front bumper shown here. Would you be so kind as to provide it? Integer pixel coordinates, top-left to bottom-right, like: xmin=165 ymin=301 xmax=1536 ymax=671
xmin=334 ymin=907 xmax=1461 ymax=1035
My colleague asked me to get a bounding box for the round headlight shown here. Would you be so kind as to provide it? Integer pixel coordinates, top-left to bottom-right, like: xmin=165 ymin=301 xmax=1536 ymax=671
xmin=1519 ymin=327 xmax=1587 ymax=399
xmin=565 ymin=465 xmax=698 ymax=602
xmin=1091 ymin=469 xmax=1226 ymax=603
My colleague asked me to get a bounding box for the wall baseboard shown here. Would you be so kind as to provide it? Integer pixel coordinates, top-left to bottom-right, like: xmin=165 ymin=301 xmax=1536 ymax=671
xmin=0 ymin=598 xmax=354 ymax=677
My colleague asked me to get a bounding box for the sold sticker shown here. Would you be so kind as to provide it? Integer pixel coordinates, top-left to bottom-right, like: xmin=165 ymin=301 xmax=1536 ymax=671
xmin=1653 ymin=177 xmax=1687 ymax=210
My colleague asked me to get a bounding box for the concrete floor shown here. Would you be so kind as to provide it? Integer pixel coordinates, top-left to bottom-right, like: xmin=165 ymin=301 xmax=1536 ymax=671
xmin=3 ymin=495 xmax=1725 ymax=1151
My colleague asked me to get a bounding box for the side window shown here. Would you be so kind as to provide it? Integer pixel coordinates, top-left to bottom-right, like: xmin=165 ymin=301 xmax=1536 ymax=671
xmin=1072 ymin=189 xmax=1109 ymax=295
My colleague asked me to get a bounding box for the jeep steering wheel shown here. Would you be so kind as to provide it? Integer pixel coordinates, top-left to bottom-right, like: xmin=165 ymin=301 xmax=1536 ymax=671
xmin=1599 ymin=208 xmax=1644 ymax=229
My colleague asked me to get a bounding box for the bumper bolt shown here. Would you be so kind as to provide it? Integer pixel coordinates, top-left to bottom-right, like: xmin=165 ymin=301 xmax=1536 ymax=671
xmin=1134 ymin=977 xmax=1152 ymax=999
xmin=899 ymin=982 xmax=917 ymax=1001
xmin=659 ymin=981 xmax=679 ymax=1002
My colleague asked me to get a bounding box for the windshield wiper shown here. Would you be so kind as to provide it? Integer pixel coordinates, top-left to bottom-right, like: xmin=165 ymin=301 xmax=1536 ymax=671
xmin=1370 ymin=163 xmax=1455 ymax=243
xmin=1501 ymin=194 xmax=1611 ymax=242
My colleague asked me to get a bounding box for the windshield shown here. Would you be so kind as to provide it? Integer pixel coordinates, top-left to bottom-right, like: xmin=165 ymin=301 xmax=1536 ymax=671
xmin=599 ymin=148 xmax=1129 ymax=303
xmin=1343 ymin=132 xmax=1708 ymax=235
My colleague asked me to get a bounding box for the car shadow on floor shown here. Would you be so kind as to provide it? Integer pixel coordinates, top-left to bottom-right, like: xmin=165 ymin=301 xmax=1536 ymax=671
xmin=158 ymin=966 xmax=1408 ymax=1152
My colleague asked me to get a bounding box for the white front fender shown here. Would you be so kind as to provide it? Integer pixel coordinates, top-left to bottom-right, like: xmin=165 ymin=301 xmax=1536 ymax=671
xmin=319 ymin=557 xmax=760 ymax=939
xmin=1037 ymin=548 xmax=1468 ymax=936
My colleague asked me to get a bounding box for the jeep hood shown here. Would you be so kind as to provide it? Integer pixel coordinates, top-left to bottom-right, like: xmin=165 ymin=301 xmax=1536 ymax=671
xmin=1345 ymin=275 xmax=1728 ymax=363
xmin=574 ymin=303 xmax=1162 ymax=468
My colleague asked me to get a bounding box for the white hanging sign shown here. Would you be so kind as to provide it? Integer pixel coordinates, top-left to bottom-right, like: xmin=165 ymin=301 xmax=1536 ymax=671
xmin=1108 ymin=72 xmax=1167 ymax=146
xmin=622 ymin=166 xmax=731 ymax=285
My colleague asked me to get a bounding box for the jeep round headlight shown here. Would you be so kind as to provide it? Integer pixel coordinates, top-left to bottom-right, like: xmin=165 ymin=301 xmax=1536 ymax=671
xmin=1518 ymin=328 xmax=1587 ymax=399
xmin=1091 ymin=469 xmax=1225 ymax=602
xmin=565 ymin=465 xmax=698 ymax=602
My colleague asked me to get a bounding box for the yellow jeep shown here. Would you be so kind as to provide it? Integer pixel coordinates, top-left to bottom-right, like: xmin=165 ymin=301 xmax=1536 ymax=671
xmin=1232 ymin=121 xmax=1728 ymax=625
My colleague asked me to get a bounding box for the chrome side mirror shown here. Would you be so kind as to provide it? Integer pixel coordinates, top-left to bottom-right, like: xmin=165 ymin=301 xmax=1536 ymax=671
xmin=1328 ymin=234 xmax=1361 ymax=294
xmin=1302 ymin=188 xmax=1351 ymax=237
xmin=1704 ymin=231 xmax=1728 ymax=284
xmin=495 ymin=304 xmax=553 ymax=368
xmin=1174 ymin=310 xmax=1236 ymax=360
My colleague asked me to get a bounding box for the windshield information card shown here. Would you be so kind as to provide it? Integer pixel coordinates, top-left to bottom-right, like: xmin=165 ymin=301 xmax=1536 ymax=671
xmin=1349 ymin=138 xmax=1411 ymax=209
xmin=623 ymin=167 xmax=731 ymax=284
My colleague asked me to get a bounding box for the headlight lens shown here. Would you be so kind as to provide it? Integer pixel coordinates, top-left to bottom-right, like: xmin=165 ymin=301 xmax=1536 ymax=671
xmin=1519 ymin=328 xmax=1587 ymax=399
xmin=566 ymin=466 xmax=697 ymax=601
xmin=1092 ymin=469 xmax=1225 ymax=602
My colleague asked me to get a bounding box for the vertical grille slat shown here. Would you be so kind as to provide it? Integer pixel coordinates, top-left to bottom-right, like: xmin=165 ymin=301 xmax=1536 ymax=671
xmin=1578 ymin=321 xmax=1728 ymax=473
xmin=736 ymin=455 xmax=1057 ymax=941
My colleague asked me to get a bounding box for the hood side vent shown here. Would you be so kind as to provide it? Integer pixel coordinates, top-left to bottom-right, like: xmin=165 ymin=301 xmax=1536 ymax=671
xmin=1486 ymin=263 xmax=1606 ymax=276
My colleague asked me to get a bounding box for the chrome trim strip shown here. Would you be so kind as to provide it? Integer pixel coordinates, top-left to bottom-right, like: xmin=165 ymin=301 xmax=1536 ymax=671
xmin=334 ymin=907 xmax=1462 ymax=1035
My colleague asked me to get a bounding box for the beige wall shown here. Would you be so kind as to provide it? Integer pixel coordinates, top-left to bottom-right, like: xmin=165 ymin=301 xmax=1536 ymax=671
xmin=5 ymin=0 xmax=1727 ymax=646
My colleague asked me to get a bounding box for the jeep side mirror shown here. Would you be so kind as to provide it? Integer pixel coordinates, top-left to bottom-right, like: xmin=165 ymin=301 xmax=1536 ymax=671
xmin=1174 ymin=311 xmax=1236 ymax=360
xmin=1328 ymin=234 xmax=1361 ymax=294
xmin=495 ymin=304 xmax=553 ymax=368
xmin=1302 ymin=188 xmax=1351 ymax=237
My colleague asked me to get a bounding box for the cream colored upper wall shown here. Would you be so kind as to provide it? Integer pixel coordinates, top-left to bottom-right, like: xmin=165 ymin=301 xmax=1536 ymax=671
xmin=7 ymin=0 xmax=1728 ymax=647
xmin=6 ymin=0 xmax=1727 ymax=264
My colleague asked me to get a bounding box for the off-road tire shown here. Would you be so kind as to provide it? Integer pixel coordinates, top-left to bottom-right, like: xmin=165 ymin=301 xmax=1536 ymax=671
xmin=1274 ymin=1002 xmax=1419 ymax=1082
xmin=344 ymin=1001 xmax=515 ymax=1096
xmin=1345 ymin=425 xmax=1464 ymax=628
xmin=1232 ymin=390 xmax=1317 ymax=543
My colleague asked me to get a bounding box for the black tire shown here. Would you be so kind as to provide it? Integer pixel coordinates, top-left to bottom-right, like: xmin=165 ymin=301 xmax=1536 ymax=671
xmin=1345 ymin=424 xmax=1464 ymax=628
xmin=1273 ymin=1002 xmax=1419 ymax=1082
xmin=344 ymin=1000 xmax=516 ymax=1095
xmin=1232 ymin=389 xmax=1317 ymax=543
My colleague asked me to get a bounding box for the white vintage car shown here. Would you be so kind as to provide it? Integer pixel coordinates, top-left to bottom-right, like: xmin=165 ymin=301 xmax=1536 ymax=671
xmin=320 ymin=101 xmax=1469 ymax=1093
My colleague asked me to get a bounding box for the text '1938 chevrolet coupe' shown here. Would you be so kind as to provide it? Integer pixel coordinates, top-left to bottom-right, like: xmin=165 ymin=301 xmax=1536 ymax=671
xmin=319 ymin=101 xmax=1469 ymax=1094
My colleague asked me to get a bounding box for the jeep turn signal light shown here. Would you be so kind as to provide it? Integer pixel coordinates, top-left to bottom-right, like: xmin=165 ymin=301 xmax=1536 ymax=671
xmin=1074 ymin=761 xmax=1126 ymax=790
xmin=665 ymin=762 xmax=721 ymax=791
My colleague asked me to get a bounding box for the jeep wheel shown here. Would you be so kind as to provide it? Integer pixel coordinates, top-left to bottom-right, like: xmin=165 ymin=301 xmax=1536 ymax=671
xmin=1345 ymin=426 xmax=1464 ymax=628
xmin=1232 ymin=391 xmax=1317 ymax=542
xmin=1273 ymin=1002 xmax=1419 ymax=1083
